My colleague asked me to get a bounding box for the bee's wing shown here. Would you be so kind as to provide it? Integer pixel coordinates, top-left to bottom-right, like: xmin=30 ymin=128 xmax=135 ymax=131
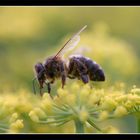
xmin=54 ymin=25 xmax=87 ymax=58
xmin=58 ymin=35 xmax=80 ymax=55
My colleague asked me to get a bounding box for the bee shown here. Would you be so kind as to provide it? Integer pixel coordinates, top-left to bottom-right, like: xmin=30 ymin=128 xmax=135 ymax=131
xmin=33 ymin=25 xmax=105 ymax=96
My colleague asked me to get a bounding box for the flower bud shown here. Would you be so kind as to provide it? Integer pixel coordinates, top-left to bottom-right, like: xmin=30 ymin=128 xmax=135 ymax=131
xmin=10 ymin=119 xmax=24 ymax=130
xmin=57 ymin=88 xmax=68 ymax=98
xmin=115 ymin=95 xmax=127 ymax=103
xmin=80 ymin=89 xmax=90 ymax=104
xmin=79 ymin=110 xmax=89 ymax=122
xmin=127 ymin=94 xmax=140 ymax=102
xmin=98 ymin=111 xmax=109 ymax=121
xmin=40 ymin=98 xmax=53 ymax=115
xmin=88 ymin=93 xmax=100 ymax=105
xmin=124 ymin=100 xmax=133 ymax=109
xmin=9 ymin=113 xmax=19 ymax=123
xmin=34 ymin=107 xmax=47 ymax=119
xmin=42 ymin=93 xmax=52 ymax=100
xmin=101 ymin=97 xmax=117 ymax=111
xmin=71 ymin=83 xmax=80 ymax=91
xmin=94 ymin=89 xmax=105 ymax=96
xmin=83 ymin=84 xmax=91 ymax=92
xmin=114 ymin=106 xmax=128 ymax=117
xmin=66 ymin=94 xmax=76 ymax=105
xmin=53 ymin=95 xmax=59 ymax=103
xmin=29 ymin=110 xmax=39 ymax=122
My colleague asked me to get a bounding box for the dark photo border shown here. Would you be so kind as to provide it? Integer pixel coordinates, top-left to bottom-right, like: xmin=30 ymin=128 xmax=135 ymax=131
xmin=0 ymin=1 xmax=140 ymax=140
xmin=0 ymin=0 xmax=140 ymax=6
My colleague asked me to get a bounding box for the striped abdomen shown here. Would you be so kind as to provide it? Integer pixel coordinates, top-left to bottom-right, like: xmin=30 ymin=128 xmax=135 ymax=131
xmin=68 ymin=55 xmax=105 ymax=82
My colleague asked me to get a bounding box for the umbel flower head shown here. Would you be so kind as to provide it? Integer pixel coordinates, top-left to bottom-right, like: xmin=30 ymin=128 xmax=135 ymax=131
xmin=29 ymin=82 xmax=140 ymax=133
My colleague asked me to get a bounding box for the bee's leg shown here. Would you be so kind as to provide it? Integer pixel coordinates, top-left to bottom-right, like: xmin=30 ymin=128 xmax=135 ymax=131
xmin=38 ymin=79 xmax=44 ymax=97
xmin=46 ymin=82 xmax=51 ymax=94
xmin=73 ymin=58 xmax=89 ymax=84
xmin=45 ymin=82 xmax=53 ymax=99
xmin=37 ymin=70 xmax=45 ymax=96
xmin=59 ymin=62 xmax=66 ymax=89
xmin=39 ymin=87 xmax=43 ymax=97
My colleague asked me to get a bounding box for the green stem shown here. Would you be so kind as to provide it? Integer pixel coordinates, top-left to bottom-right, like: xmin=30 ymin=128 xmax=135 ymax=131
xmin=137 ymin=117 xmax=140 ymax=133
xmin=74 ymin=119 xmax=84 ymax=133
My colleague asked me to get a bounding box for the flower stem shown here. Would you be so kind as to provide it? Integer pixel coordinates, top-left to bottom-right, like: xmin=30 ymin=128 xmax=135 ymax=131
xmin=137 ymin=117 xmax=140 ymax=133
xmin=74 ymin=119 xmax=84 ymax=133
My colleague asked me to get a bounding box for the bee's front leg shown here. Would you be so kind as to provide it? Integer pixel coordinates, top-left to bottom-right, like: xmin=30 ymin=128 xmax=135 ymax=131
xmin=38 ymin=79 xmax=44 ymax=97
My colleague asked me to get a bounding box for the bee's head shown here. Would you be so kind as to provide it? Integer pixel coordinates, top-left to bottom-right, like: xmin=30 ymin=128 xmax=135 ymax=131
xmin=33 ymin=62 xmax=46 ymax=94
xmin=92 ymin=69 xmax=105 ymax=81
xmin=34 ymin=62 xmax=44 ymax=74
xmin=34 ymin=62 xmax=47 ymax=83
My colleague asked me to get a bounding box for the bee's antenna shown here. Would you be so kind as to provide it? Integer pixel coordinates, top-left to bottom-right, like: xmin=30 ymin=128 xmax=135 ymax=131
xmin=32 ymin=78 xmax=37 ymax=94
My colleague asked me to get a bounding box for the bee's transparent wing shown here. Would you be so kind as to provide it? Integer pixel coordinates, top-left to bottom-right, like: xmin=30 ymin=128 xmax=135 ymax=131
xmin=58 ymin=35 xmax=80 ymax=56
xmin=54 ymin=25 xmax=87 ymax=58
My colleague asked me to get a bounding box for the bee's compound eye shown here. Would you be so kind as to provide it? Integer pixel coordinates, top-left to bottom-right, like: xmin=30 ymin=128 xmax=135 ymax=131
xmin=35 ymin=63 xmax=44 ymax=74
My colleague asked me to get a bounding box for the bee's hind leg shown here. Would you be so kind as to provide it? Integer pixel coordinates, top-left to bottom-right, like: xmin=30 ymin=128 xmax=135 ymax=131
xmin=46 ymin=82 xmax=51 ymax=94
xmin=59 ymin=62 xmax=67 ymax=89
xmin=73 ymin=58 xmax=89 ymax=84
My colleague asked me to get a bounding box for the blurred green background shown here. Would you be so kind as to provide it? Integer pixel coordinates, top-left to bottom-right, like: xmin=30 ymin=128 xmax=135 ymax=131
xmin=0 ymin=7 xmax=139 ymax=92
xmin=0 ymin=7 xmax=140 ymax=133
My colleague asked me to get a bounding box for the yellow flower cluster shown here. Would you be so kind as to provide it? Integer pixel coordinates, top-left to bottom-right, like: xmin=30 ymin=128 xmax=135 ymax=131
xmin=0 ymin=82 xmax=140 ymax=133
xmin=9 ymin=119 xmax=24 ymax=133
xmin=0 ymin=89 xmax=39 ymax=133
xmin=28 ymin=81 xmax=140 ymax=133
